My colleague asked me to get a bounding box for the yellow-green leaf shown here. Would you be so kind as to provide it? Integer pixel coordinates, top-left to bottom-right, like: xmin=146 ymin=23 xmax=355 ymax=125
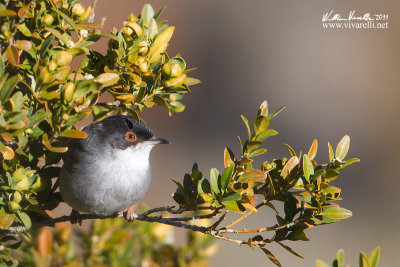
xmin=335 ymin=135 xmax=350 ymax=161
xmin=59 ymin=129 xmax=88 ymax=139
xmin=368 ymin=247 xmax=381 ymax=267
xmin=0 ymin=208 xmax=14 ymax=229
xmin=94 ymin=73 xmax=120 ymax=87
xmin=303 ymin=154 xmax=314 ymax=182
xmin=321 ymin=207 xmax=352 ymax=220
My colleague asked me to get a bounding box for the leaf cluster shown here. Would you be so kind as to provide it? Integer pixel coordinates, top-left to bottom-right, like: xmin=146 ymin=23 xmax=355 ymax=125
xmin=316 ymin=247 xmax=381 ymax=267
xmin=171 ymin=101 xmax=359 ymax=266
xmin=0 ymin=1 xmax=199 ymax=263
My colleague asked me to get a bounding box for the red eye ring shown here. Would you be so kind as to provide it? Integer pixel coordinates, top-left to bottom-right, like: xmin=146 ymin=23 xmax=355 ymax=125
xmin=125 ymin=131 xmax=137 ymax=142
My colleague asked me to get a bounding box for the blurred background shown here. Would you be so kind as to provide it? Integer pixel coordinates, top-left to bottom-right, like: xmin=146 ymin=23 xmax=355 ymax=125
xmin=79 ymin=0 xmax=399 ymax=265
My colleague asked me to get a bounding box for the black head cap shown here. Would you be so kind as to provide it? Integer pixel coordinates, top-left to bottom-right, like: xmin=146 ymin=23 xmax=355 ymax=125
xmin=82 ymin=115 xmax=166 ymax=151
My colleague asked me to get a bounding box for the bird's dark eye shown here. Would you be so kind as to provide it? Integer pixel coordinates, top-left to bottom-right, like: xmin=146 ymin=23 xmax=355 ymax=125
xmin=124 ymin=131 xmax=137 ymax=142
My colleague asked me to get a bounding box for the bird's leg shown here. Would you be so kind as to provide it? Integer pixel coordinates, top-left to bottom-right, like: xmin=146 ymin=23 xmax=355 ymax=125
xmin=118 ymin=206 xmax=138 ymax=222
xmin=69 ymin=209 xmax=83 ymax=225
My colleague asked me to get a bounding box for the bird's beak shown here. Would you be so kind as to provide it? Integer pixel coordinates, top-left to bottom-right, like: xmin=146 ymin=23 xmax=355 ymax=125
xmin=148 ymin=137 xmax=170 ymax=145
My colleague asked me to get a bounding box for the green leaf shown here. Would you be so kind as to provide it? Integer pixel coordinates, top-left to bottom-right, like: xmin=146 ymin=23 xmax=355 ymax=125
xmin=328 ymin=142 xmax=334 ymax=163
xmin=248 ymin=148 xmax=267 ymax=158
xmin=52 ymin=7 xmax=79 ymax=33
xmin=284 ymin=144 xmax=296 ymax=157
xmin=281 ymin=156 xmax=299 ymax=179
xmin=267 ymin=105 xmax=285 ymax=120
xmin=223 ymin=147 xmax=235 ymax=168
xmin=338 ymin=158 xmax=360 ymax=170
xmin=260 ymin=248 xmax=282 ymax=267
xmin=0 ymin=75 xmax=19 ymax=103
xmin=255 ymin=128 xmax=278 ymax=141
xmin=335 ymin=249 xmax=345 ymax=266
xmin=222 ymin=192 xmax=241 ymax=201
xmin=335 ymin=135 xmax=350 ymax=161
xmin=321 ymin=207 xmax=352 ymax=220
xmin=241 ymin=115 xmax=251 ymax=138
xmin=220 ymin=166 xmax=234 ymax=191
xmin=324 ymin=169 xmax=340 ymax=182
xmin=278 ymin=243 xmax=304 ymax=259
xmin=153 ymin=5 xmax=167 ymax=20
xmin=141 ymin=3 xmax=155 ymax=24
xmin=18 ymin=23 xmax=31 ymax=37
xmin=315 ymin=259 xmax=330 ymax=267
xmin=0 ymin=9 xmax=17 ymax=17
xmin=222 ymin=200 xmax=245 ymax=213
xmin=287 ymin=229 xmax=309 ymax=241
xmin=28 ymin=112 xmax=50 ymax=128
xmin=368 ymin=247 xmax=381 ymax=267
xmin=59 ymin=129 xmax=88 ymax=139
xmin=246 ymin=140 xmax=262 ymax=151
xmin=254 ymin=116 xmax=269 ymax=136
xmin=302 ymin=154 xmax=314 ymax=182
xmin=210 ymin=168 xmax=221 ymax=195
xmin=359 ymin=252 xmax=371 ymax=267
xmin=40 ymin=35 xmax=55 ymax=59
xmin=15 ymin=212 xmax=31 ymax=228
xmin=184 ymin=77 xmax=201 ymax=86
xmin=197 ymin=178 xmax=211 ymax=194
xmin=94 ymin=73 xmax=120 ymax=87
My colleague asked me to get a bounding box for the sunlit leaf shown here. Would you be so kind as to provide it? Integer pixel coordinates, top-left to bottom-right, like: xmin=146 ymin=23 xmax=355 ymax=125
xmin=308 ymin=139 xmax=318 ymax=160
xmin=210 ymin=168 xmax=221 ymax=195
xmin=281 ymin=156 xmax=299 ymax=179
xmin=303 ymin=154 xmax=314 ymax=182
xmin=237 ymin=169 xmax=266 ymax=183
xmin=359 ymin=252 xmax=371 ymax=267
xmin=368 ymin=247 xmax=381 ymax=267
xmin=220 ymin=165 xmax=234 ymax=191
xmin=335 ymin=135 xmax=350 ymax=161
xmin=6 ymin=45 xmax=19 ymax=66
xmin=223 ymin=147 xmax=235 ymax=168
xmin=241 ymin=115 xmax=251 ymax=138
xmin=321 ymin=207 xmax=352 ymax=220
xmin=278 ymin=243 xmax=304 ymax=259
xmin=0 ymin=208 xmax=14 ymax=229
xmin=315 ymin=259 xmax=330 ymax=267
xmin=260 ymin=248 xmax=282 ymax=267
xmin=222 ymin=200 xmax=245 ymax=213
xmin=284 ymin=144 xmax=296 ymax=157
xmin=59 ymin=129 xmax=88 ymax=139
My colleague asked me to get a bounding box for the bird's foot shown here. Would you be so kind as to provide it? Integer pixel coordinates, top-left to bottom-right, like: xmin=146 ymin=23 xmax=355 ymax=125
xmin=118 ymin=206 xmax=138 ymax=222
xmin=69 ymin=209 xmax=82 ymax=225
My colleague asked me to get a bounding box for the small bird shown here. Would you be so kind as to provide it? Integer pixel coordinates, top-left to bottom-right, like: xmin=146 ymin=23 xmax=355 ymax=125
xmin=59 ymin=115 xmax=169 ymax=222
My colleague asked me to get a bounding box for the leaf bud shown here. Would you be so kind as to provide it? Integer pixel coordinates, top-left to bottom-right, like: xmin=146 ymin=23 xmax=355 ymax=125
xmin=72 ymin=3 xmax=85 ymax=16
xmin=53 ymin=51 xmax=72 ymax=66
xmin=42 ymin=14 xmax=54 ymax=26
xmin=7 ymin=201 xmax=21 ymax=212
xmin=62 ymin=82 xmax=75 ymax=103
